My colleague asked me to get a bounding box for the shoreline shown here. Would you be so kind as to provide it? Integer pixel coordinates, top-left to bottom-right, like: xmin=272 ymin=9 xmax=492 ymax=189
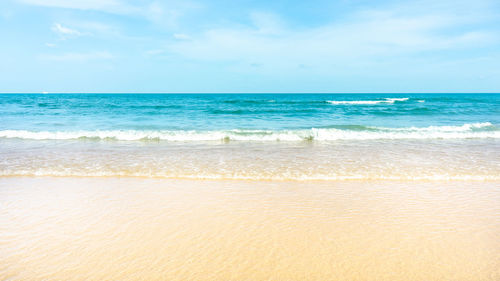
xmin=1 ymin=175 xmax=500 ymax=182
xmin=3 ymin=137 xmax=498 ymax=183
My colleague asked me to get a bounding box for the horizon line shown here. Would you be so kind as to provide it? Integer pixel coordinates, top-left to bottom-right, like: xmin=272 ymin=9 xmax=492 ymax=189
xmin=1 ymin=92 xmax=499 ymax=95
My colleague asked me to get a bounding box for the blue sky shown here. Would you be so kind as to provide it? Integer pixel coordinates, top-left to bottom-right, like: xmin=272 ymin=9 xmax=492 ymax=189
xmin=1 ymin=0 xmax=499 ymax=93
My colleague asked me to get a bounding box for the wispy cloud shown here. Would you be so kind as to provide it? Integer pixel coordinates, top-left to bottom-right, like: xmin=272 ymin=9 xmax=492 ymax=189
xmin=6 ymin=0 xmax=500 ymax=92
xmin=52 ymin=23 xmax=84 ymax=39
xmin=165 ymin=0 xmax=499 ymax=71
xmin=17 ymin=0 xmax=137 ymax=14
xmin=18 ymin=0 xmax=199 ymax=29
xmin=39 ymin=51 xmax=114 ymax=62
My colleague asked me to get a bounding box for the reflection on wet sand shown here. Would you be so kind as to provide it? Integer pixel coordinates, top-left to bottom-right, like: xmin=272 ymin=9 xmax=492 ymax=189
xmin=0 ymin=178 xmax=499 ymax=280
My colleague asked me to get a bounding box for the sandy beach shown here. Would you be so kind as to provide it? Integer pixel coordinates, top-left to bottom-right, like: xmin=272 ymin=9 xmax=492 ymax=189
xmin=1 ymin=177 xmax=498 ymax=280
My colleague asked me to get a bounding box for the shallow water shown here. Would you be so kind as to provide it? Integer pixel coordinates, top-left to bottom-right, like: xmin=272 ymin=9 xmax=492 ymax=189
xmin=1 ymin=138 xmax=498 ymax=180
xmin=1 ymin=178 xmax=498 ymax=280
xmin=1 ymin=94 xmax=498 ymax=181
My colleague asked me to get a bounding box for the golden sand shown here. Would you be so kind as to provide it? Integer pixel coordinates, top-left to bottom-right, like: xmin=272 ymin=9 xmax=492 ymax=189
xmin=0 ymin=178 xmax=499 ymax=280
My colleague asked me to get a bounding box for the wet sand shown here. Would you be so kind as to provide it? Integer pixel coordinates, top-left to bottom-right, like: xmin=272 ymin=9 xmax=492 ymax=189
xmin=0 ymin=178 xmax=499 ymax=280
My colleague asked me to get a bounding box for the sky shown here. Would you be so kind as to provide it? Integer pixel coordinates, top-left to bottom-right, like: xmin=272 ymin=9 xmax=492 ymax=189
xmin=0 ymin=0 xmax=499 ymax=93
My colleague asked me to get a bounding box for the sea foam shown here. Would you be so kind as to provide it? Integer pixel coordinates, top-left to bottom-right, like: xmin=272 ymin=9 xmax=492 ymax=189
xmin=327 ymin=98 xmax=410 ymax=105
xmin=0 ymin=123 xmax=497 ymax=141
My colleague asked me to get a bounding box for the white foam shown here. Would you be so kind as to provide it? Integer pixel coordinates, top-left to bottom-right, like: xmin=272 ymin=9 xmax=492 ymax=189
xmin=0 ymin=123 xmax=497 ymax=142
xmin=385 ymin=98 xmax=410 ymax=102
xmin=327 ymin=98 xmax=409 ymax=105
xmin=367 ymin=122 xmax=493 ymax=132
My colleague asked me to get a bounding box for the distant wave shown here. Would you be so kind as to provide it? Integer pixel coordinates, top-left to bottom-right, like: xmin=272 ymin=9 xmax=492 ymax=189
xmin=223 ymin=99 xmax=277 ymax=105
xmin=327 ymin=98 xmax=410 ymax=105
xmin=208 ymin=108 xmax=318 ymax=115
xmin=0 ymin=123 xmax=497 ymax=141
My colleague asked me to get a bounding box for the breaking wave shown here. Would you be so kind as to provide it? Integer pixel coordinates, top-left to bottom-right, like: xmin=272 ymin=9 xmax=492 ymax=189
xmin=0 ymin=123 xmax=497 ymax=142
xmin=327 ymin=98 xmax=410 ymax=105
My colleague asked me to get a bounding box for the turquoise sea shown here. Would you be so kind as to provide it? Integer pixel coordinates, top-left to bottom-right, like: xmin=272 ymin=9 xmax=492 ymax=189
xmin=0 ymin=93 xmax=499 ymax=180
xmin=1 ymin=93 xmax=499 ymax=138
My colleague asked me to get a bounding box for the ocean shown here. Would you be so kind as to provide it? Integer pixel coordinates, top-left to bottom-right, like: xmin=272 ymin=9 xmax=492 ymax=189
xmin=0 ymin=93 xmax=499 ymax=180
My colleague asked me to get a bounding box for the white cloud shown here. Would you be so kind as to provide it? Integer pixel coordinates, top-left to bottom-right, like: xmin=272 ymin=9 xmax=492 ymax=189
xmin=165 ymin=0 xmax=499 ymax=71
xmin=17 ymin=0 xmax=136 ymax=14
xmin=45 ymin=43 xmax=56 ymax=47
xmin=66 ymin=21 xmax=124 ymax=38
xmin=17 ymin=0 xmax=199 ymax=29
xmin=52 ymin=23 xmax=84 ymax=39
xmin=145 ymin=1 xmax=201 ymax=29
xmin=39 ymin=51 xmax=114 ymax=62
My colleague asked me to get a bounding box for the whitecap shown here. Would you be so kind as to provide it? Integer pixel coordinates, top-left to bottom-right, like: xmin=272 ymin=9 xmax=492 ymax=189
xmin=0 ymin=122 xmax=497 ymax=142
xmin=327 ymin=98 xmax=409 ymax=105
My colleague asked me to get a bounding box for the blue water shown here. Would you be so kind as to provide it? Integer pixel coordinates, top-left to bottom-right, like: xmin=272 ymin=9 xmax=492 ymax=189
xmin=1 ymin=93 xmax=499 ymax=179
xmin=0 ymin=93 xmax=499 ymax=141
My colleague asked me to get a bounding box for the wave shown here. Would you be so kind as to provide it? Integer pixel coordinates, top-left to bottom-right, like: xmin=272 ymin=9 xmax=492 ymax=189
xmin=327 ymin=98 xmax=410 ymax=105
xmin=208 ymin=108 xmax=318 ymax=115
xmin=220 ymin=98 xmax=413 ymax=106
xmin=0 ymin=123 xmax=497 ymax=141
xmin=223 ymin=99 xmax=277 ymax=105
